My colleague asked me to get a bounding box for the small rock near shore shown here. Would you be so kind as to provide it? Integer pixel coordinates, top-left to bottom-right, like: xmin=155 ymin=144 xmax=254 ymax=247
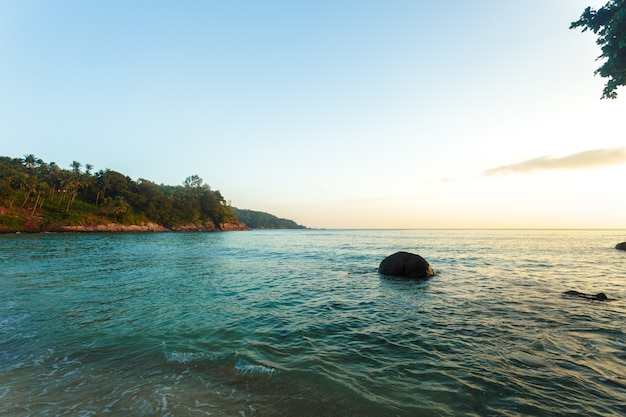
xmin=563 ymin=290 xmax=609 ymax=301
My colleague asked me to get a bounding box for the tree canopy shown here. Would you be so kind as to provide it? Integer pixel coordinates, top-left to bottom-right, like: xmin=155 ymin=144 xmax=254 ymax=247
xmin=571 ymin=0 xmax=626 ymax=98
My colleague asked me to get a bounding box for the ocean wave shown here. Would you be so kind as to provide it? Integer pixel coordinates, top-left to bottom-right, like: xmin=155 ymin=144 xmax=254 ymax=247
xmin=235 ymin=358 xmax=276 ymax=377
xmin=162 ymin=343 xmax=217 ymax=364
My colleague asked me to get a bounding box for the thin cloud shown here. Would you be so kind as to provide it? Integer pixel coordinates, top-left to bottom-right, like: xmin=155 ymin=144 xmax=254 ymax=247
xmin=483 ymin=147 xmax=626 ymax=176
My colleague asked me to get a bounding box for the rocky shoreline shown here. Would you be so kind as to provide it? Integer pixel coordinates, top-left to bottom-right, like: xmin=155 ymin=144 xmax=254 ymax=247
xmin=0 ymin=220 xmax=250 ymax=234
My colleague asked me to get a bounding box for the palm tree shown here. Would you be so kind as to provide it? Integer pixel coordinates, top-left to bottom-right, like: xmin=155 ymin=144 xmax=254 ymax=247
xmin=70 ymin=161 xmax=82 ymax=174
xmin=47 ymin=162 xmax=61 ymax=200
xmin=95 ymin=169 xmax=112 ymax=206
xmin=31 ymin=181 xmax=49 ymax=215
xmin=23 ymin=154 xmax=37 ymax=170
xmin=20 ymin=154 xmax=42 ymax=208
xmin=20 ymin=173 xmax=37 ymax=209
xmin=64 ymin=162 xmax=84 ymax=213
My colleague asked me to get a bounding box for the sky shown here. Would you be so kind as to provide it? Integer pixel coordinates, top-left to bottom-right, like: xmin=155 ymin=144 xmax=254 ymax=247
xmin=1 ymin=0 xmax=625 ymax=229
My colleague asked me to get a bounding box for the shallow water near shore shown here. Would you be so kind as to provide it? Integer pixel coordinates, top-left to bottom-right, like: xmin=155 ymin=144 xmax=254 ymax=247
xmin=1 ymin=229 xmax=625 ymax=416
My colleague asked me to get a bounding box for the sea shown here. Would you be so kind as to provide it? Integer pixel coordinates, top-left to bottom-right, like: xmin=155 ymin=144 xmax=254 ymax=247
xmin=1 ymin=229 xmax=625 ymax=417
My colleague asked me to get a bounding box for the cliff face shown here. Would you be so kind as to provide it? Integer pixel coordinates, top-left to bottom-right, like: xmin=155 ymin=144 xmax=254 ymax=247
xmin=218 ymin=221 xmax=250 ymax=231
xmin=170 ymin=220 xmax=250 ymax=232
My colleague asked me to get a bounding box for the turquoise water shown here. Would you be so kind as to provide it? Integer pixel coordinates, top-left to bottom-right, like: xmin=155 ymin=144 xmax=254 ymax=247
xmin=1 ymin=229 xmax=625 ymax=416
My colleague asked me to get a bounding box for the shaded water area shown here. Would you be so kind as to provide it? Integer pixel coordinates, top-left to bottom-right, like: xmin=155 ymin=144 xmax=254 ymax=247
xmin=1 ymin=229 xmax=625 ymax=416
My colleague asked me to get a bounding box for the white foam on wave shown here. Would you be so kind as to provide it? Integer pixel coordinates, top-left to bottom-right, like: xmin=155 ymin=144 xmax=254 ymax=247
xmin=162 ymin=343 xmax=216 ymax=364
xmin=234 ymin=360 xmax=275 ymax=377
xmin=166 ymin=350 xmax=211 ymax=363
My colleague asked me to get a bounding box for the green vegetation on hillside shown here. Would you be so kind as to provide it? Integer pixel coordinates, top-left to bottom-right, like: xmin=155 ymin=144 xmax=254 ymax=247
xmin=0 ymin=154 xmax=304 ymax=232
xmin=232 ymin=208 xmax=306 ymax=229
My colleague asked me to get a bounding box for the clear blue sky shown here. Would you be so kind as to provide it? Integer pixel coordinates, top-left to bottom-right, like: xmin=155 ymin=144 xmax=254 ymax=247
xmin=2 ymin=0 xmax=624 ymax=228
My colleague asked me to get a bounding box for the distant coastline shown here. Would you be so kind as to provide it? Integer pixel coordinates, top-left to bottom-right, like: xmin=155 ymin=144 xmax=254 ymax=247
xmin=0 ymin=155 xmax=305 ymax=233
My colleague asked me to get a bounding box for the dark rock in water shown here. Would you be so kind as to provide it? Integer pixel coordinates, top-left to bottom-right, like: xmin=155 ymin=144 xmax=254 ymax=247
xmin=616 ymin=242 xmax=626 ymax=251
xmin=378 ymin=251 xmax=435 ymax=279
xmin=563 ymin=290 xmax=609 ymax=301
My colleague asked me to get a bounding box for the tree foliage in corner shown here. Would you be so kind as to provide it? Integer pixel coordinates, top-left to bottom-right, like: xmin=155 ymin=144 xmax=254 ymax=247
xmin=571 ymin=0 xmax=626 ymax=99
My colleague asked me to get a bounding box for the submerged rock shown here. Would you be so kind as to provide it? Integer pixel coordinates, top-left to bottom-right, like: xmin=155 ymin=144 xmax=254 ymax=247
xmin=378 ymin=251 xmax=435 ymax=279
xmin=563 ymin=290 xmax=609 ymax=302
xmin=616 ymin=242 xmax=626 ymax=251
